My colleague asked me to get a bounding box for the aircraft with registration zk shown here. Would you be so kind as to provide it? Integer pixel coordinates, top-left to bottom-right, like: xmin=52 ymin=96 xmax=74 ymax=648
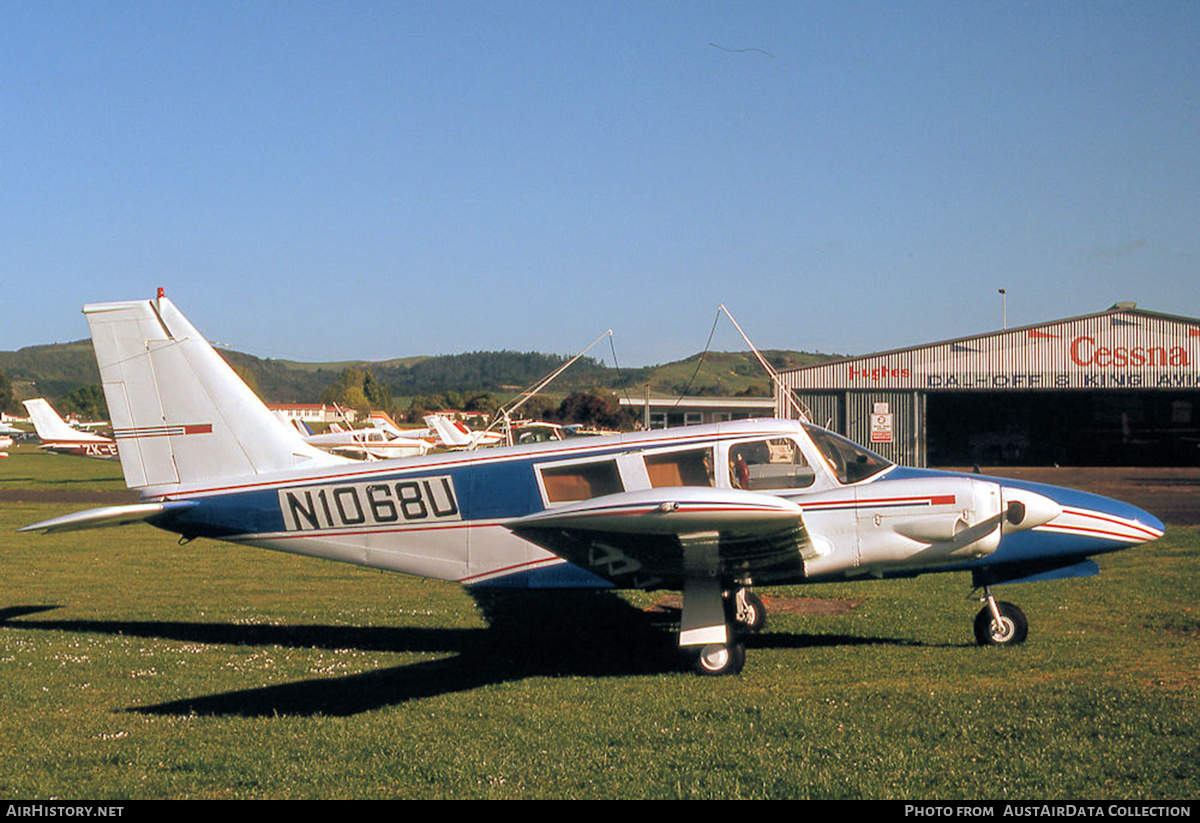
xmin=22 ymin=397 xmax=119 ymax=459
xmin=22 ymin=292 xmax=1165 ymax=675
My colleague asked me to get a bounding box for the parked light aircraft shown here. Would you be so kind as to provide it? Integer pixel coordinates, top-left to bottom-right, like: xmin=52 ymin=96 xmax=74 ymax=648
xmin=423 ymin=414 xmax=504 ymax=449
xmin=22 ymin=294 xmax=1165 ymax=675
xmin=300 ymin=420 xmax=431 ymax=460
xmin=22 ymin=398 xmax=119 ymax=459
xmin=366 ymin=413 xmax=441 ymax=448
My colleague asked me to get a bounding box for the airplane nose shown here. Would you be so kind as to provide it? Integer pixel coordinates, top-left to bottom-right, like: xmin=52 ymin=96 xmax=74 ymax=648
xmin=1131 ymin=505 xmax=1165 ymax=538
xmin=1033 ymin=487 xmax=1165 ymax=547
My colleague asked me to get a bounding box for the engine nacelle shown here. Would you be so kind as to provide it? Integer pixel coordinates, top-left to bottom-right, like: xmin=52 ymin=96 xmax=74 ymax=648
xmin=800 ymin=476 xmax=1057 ymax=579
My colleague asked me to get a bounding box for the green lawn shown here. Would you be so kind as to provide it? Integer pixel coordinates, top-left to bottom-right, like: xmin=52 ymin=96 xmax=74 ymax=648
xmin=0 ymin=455 xmax=1196 ymax=798
xmin=0 ymin=443 xmax=127 ymax=493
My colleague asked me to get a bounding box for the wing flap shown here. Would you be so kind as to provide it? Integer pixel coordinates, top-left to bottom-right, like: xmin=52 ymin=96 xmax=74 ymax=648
xmin=508 ymin=488 xmax=810 ymax=587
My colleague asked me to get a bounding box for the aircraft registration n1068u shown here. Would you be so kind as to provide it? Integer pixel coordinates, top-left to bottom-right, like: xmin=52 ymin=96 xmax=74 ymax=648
xmin=22 ymin=293 xmax=1165 ymax=675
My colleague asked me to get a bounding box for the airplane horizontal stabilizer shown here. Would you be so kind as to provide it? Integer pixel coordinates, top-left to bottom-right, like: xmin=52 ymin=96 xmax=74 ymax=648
xmin=19 ymin=501 xmax=197 ymax=534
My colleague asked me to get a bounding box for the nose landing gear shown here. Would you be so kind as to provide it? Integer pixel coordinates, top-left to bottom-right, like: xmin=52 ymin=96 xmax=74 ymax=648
xmin=973 ymin=587 xmax=1028 ymax=646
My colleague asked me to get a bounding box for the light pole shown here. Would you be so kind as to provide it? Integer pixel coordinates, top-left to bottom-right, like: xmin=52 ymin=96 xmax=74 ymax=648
xmin=998 ymin=289 xmax=1007 ymax=330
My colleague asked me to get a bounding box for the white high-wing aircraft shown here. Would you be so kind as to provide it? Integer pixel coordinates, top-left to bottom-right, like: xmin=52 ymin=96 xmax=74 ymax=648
xmin=301 ymin=422 xmax=431 ymax=460
xmin=23 ymin=294 xmax=1165 ymax=675
xmin=22 ymin=398 xmax=119 ymax=459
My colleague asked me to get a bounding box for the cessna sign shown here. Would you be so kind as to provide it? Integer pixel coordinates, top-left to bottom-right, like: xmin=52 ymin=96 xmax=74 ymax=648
xmin=922 ymin=331 xmax=1198 ymax=390
xmin=1068 ymin=336 xmax=1189 ymax=369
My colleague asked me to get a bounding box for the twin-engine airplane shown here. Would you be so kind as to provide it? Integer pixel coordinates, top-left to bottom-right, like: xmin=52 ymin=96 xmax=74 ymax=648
xmin=22 ymin=294 xmax=1165 ymax=675
xmin=22 ymin=397 xmax=119 ymax=459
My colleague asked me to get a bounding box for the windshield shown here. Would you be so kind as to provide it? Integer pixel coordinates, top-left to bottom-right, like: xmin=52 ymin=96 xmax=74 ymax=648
xmin=802 ymin=423 xmax=893 ymax=485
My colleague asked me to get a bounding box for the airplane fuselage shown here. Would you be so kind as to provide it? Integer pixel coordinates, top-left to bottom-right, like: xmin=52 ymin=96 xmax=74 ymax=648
xmin=140 ymin=418 xmax=1162 ymax=593
xmin=40 ymin=440 xmax=120 ymax=459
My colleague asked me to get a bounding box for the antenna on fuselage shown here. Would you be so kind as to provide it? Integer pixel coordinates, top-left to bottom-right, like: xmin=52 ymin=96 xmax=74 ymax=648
xmin=718 ymin=304 xmax=811 ymax=422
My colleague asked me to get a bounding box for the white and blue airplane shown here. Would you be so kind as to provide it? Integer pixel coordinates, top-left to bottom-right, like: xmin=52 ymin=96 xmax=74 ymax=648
xmin=22 ymin=293 xmax=1165 ymax=675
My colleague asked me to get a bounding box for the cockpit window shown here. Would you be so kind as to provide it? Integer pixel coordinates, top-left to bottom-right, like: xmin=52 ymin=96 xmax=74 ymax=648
xmin=803 ymin=424 xmax=892 ymax=484
xmin=728 ymin=438 xmax=815 ymax=490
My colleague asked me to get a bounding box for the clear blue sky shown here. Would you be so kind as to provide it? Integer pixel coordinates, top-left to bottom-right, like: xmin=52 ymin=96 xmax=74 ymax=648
xmin=2 ymin=2 xmax=1197 ymax=367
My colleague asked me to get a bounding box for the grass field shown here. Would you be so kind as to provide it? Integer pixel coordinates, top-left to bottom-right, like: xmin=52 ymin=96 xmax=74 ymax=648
xmin=1 ymin=449 xmax=1197 ymax=799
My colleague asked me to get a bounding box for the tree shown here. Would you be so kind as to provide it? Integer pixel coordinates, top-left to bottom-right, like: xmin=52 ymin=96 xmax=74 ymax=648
xmin=321 ymin=367 xmax=388 ymax=414
xmin=0 ymin=367 xmax=14 ymax=415
xmin=58 ymin=385 xmax=108 ymax=421
xmin=549 ymin=392 xmax=637 ymax=430
xmin=362 ymin=370 xmax=391 ymax=411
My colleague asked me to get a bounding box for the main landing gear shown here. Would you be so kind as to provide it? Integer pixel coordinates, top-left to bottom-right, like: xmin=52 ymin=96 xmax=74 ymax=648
xmin=689 ymin=588 xmax=766 ymax=676
xmin=973 ymin=586 xmax=1028 ymax=646
xmin=694 ymin=640 xmax=746 ymax=676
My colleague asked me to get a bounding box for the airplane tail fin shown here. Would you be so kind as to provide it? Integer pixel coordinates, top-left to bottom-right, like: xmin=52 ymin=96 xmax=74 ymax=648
xmin=424 ymin=414 xmax=473 ymax=448
xmin=84 ymin=293 xmax=347 ymax=491
xmin=22 ymin=398 xmax=90 ymax=443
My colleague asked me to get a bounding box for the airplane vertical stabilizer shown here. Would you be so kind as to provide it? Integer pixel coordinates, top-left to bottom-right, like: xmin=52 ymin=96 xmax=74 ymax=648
xmin=84 ymin=294 xmax=347 ymax=491
xmin=425 ymin=414 xmax=473 ymax=448
xmin=22 ymin=398 xmax=100 ymax=443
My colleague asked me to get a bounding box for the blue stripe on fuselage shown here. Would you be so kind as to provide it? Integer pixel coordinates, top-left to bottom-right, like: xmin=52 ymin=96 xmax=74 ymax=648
xmin=152 ymin=429 xmax=739 ymax=539
xmin=157 ymin=457 xmax=548 ymax=539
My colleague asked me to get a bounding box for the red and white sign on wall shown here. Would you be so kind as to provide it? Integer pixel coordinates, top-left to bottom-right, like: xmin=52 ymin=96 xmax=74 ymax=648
xmin=870 ymin=403 xmax=893 ymax=443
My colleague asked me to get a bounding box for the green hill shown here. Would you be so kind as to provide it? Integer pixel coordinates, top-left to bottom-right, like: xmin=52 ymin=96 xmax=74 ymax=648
xmin=0 ymin=341 xmax=842 ymax=415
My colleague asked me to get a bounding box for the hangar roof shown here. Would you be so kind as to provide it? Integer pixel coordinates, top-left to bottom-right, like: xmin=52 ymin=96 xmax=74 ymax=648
xmin=779 ymin=304 xmax=1200 ymax=392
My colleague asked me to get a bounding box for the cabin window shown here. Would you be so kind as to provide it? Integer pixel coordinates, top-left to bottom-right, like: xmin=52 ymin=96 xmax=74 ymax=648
xmin=728 ymin=438 xmax=815 ymax=490
xmin=540 ymin=460 xmax=624 ymax=503
xmin=644 ymin=448 xmax=714 ymax=488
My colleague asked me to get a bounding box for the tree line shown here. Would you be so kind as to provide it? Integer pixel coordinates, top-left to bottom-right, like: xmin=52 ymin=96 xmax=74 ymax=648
xmin=2 ymin=340 xmax=832 ymax=427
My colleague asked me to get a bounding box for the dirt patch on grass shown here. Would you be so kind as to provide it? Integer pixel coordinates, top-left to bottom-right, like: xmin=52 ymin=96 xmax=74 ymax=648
xmin=647 ymin=593 xmax=861 ymax=616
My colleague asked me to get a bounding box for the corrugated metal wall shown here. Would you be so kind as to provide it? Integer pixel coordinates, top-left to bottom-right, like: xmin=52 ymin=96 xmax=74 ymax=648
xmin=793 ymin=390 xmax=925 ymax=466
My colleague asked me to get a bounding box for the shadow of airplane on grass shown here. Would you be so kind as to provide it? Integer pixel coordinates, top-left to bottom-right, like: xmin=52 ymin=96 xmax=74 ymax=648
xmin=1 ymin=593 xmax=946 ymax=717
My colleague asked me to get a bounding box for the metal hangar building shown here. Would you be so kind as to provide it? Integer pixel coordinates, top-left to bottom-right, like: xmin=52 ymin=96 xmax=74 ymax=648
xmin=775 ymin=303 xmax=1200 ymax=468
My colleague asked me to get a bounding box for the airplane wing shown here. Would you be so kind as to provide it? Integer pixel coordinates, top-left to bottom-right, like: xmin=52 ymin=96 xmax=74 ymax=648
xmin=507 ymin=487 xmax=810 ymax=589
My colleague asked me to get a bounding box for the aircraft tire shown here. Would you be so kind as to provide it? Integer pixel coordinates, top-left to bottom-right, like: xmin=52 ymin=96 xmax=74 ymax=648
xmin=725 ymin=589 xmax=767 ymax=633
xmin=736 ymin=590 xmax=767 ymax=633
xmin=693 ymin=641 xmax=746 ymax=676
xmin=973 ymin=601 xmax=1028 ymax=646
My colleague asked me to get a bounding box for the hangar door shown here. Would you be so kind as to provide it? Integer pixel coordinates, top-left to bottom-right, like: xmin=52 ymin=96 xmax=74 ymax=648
xmin=926 ymin=390 xmax=1200 ymax=467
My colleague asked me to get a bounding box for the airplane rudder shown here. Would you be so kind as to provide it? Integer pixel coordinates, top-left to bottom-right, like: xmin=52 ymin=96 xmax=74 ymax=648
xmin=85 ymin=295 xmax=343 ymax=489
